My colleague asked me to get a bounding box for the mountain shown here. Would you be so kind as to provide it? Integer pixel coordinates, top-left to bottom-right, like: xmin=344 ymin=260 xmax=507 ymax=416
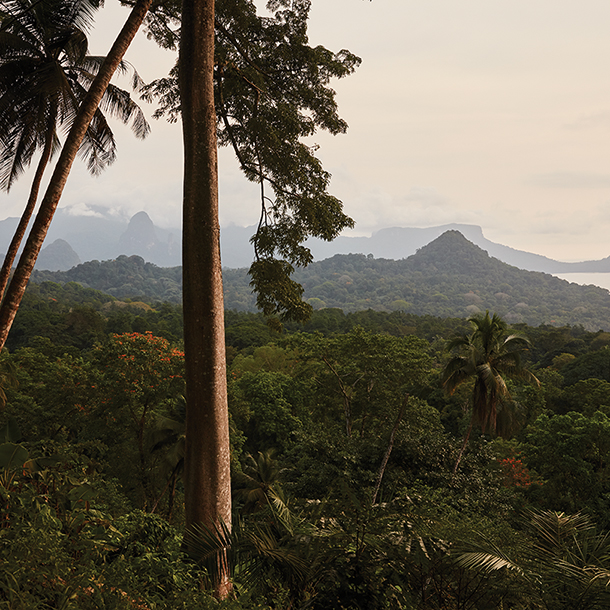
xmin=305 ymin=224 xmax=610 ymax=273
xmin=2 ymin=209 xmax=609 ymax=273
xmin=44 ymin=211 xmax=129 ymax=263
xmin=36 ymin=239 xmax=80 ymax=271
xmin=225 ymin=223 xmax=610 ymax=273
xmin=33 ymin=254 xmax=182 ymax=302
xmin=117 ymin=211 xmax=180 ymax=267
xmin=32 ymin=230 xmax=610 ymax=331
xmin=0 ymin=210 xmax=181 ymax=269
xmin=285 ymin=231 xmax=610 ymax=329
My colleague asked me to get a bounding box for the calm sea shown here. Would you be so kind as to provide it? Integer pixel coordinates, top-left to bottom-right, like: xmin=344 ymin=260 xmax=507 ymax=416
xmin=553 ymin=273 xmax=610 ymax=292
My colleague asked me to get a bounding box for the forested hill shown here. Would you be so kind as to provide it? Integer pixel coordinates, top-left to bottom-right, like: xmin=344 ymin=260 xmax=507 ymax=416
xmin=33 ymin=231 xmax=610 ymax=330
xmin=289 ymin=230 xmax=610 ymax=330
xmin=32 ymin=255 xmax=182 ymax=303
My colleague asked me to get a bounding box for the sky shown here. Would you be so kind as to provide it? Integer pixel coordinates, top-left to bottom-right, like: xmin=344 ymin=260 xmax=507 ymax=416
xmin=4 ymin=0 xmax=610 ymax=262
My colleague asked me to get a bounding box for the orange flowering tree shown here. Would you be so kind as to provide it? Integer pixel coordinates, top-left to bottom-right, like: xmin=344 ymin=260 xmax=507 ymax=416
xmin=499 ymin=455 xmax=532 ymax=488
xmin=91 ymin=332 xmax=184 ymax=508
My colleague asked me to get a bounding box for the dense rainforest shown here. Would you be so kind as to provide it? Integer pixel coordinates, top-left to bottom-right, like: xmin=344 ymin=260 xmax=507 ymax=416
xmin=6 ymin=0 xmax=608 ymax=605
xmin=33 ymin=231 xmax=610 ymax=331
xmin=3 ymin=281 xmax=610 ymax=608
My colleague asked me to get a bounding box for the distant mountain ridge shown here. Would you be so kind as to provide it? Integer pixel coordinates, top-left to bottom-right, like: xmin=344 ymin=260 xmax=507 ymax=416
xmin=307 ymin=224 xmax=610 ymax=273
xmin=1 ymin=209 xmax=609 ymax=273
xmin=32 ymin=230 xmax=610 ymax=331
xmin=0 ymin=210 xmax=182 ymax=271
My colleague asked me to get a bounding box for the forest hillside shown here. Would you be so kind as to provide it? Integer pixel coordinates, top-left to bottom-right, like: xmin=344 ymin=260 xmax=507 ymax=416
xmin=33 ymin=231 xmax=610 ymax=331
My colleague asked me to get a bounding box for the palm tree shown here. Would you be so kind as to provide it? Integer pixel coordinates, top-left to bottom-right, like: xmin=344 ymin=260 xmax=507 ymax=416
xmin=0 ymin=0 xmax=153 ymax=351
xmin=441 ymin=311 xmax=538 ymax=473
xmin=186 ymin=451 xmax=310 ymax=605
xmin=457 ymin=510 xmax=610 ymax=609
xmin=233 ymin=450 xmax=290 ymax=519
xmin=149 ymin=396 xmax=186 ymax=519
xmin=0 ymin=0 xmax=150 ymax=302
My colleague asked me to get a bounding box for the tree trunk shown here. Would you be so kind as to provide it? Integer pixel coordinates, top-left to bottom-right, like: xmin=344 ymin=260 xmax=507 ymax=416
xmin=180 ymin=0 xmax=232 ymax=598
xmin=0 ymin=0 xmax=152 ymax=350
xmin=0 ymin=127 xmax=54 ymax=303
xmin=371 ymin=394 xmax=409 ymax=505
xmin=453 ymin=412 xmax=475 ymax=475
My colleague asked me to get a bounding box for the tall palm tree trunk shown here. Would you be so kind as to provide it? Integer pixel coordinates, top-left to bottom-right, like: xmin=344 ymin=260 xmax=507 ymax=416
xmin=0 ymin=0 xmax=152 ymax=350
xmin=180 ymin=0 xmax=232 ymax=598
xmin=0 ymin=127 xmax=55 ymax=303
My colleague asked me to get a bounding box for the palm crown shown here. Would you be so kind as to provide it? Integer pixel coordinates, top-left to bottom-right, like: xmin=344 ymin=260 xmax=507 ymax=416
xmin=442 ymin=311 xmax=538 ymax=436
xmin=0 ymin=0 xmax=149 ymax=191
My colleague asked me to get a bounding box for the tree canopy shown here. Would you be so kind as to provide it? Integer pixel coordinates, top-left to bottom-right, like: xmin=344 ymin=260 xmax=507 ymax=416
xmin=143 ymin=0 xmax=360 ymax=321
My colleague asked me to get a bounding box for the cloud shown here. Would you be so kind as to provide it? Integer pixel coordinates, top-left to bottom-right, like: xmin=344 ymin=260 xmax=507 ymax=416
xmin=525 ymin=172 xmax=610 ymax=189
xmin=395 ymin=187 xmax=480 ymax=226
xmin=62 ymin=202 xmax=107 ymax=219
xmin=341 ymin=186 xmax=482 ymax=234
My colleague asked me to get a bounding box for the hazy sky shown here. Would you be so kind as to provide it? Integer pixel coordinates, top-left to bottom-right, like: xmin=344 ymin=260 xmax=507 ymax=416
xmin=4 ymin=0 xmax=610 ymax=262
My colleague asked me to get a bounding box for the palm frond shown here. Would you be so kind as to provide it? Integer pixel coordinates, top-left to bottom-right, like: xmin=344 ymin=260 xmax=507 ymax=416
xmin=186 ymin=519 xmax=234 ymax=588
xmin=101 ymin=82 xmax=150 ymax=139
xmin=268 ymin=486 xmax=294 ymax=533
xmin=187 ymin=516 xmax=310 ymax=594
xmin=442 ymin=311 xmax=536 ymax=439
xmin=457 ymin=550 xmax=525 ymax=576
xmin=446 ymin=334 xmax=472 ymax=352
xmin=528 ymin=510 xmax=594 ymax=555
xmin=441 ymin=355 xmax=474 ymax=393
xmin=79 ymin=104 xmax=117 ymax=173
xmin=0 ymin=0 xmax=147 ymax=190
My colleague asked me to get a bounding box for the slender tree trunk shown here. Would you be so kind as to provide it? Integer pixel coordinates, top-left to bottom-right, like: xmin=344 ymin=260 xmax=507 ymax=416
xmin=453 ymin=413 xmax=475 ymax=475
xmin=180 ymin=0 xmax=232 ymax=598
xmin=151 ymin=460 xmax=182 ymax=516
xmin=0 ymin=129 xmax=54 ymax=303
xmin=0 ymin=0 xmax=152 ymax=350
xmin=322 ymin=356 xmax=360 ymax=438
xmin=371 ymin=394 xmax=409 ymax=505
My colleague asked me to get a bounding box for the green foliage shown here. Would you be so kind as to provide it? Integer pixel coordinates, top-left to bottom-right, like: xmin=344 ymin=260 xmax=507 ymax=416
xmin=4 ymin=346 xmax=94 ymax=441
xmin=291 ymin=480 xmax=523 ymax=610
xmin=523 ymin=412 xmax=610 ymax=526
xmin=2 ymin=330 xmax=187 ymax=512
xmin=231 ymin=371 xmax=303 ymax=454
xmin=561 ymin=346 xmax=610 ymax=385
xmin=141 ymin=0 xmax=359 ymax=320
xmin=88 ymin=332 xmax=184 ymax=509
xmin=563 ymin=378 xmax=610 ymax=416
xmin=226 ymin=240 xmax=610 ymax=330
xmin=249 ymin=259 xmax=313 ymax=322
xmin=0 ymin=445 xmax=126 ymax=609
xmin=7 ymin=279 xmax=184 ymax=351
xmin=457 ymin=510 xmax=610 ymax=609
xmin=10 ymin=276 xmax=610 ymax=605
xmin=225 ymin=311 xmax=279 ymax=350
xmin=233 ymin=450 xmax=288 ymax=517
xmin=292 ymin=326 xmax=432 ymax=438
xmin=33 ymin=255 xmax=183 ymax=303
xmin=0 ymin=455 xmax=244 ymax=609
xmin=534 ymin=367 xmax=565 ymax=415
xmin=30 ymin=236 xmax=610 ymax=333
xmin=442 ymin=311 xmax=537 ymax=437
